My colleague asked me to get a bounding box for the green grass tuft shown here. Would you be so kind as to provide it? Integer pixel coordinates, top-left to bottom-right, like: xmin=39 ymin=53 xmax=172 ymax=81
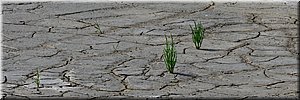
xmin=190 ymin=21 xmax=204 ymax=49
xmin=35 ymin=68 xmax=40 ymax=91
xmin=163 ymin=33 xmax=177 ymax=74
xmin=94 ymin=23 xmax=104 ymax=34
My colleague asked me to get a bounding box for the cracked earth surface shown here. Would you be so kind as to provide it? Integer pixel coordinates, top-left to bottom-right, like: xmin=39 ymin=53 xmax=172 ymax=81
xmin=1 ymin=1 xmax=299 ymax=99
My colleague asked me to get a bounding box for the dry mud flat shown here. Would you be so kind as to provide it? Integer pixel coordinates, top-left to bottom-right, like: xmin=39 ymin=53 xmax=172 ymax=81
xmin=2 ymin=1 xmax=298 ymax=99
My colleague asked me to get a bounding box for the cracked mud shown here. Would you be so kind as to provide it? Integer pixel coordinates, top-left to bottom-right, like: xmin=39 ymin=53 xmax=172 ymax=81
xmin=2 ymin=1 xmax=298 ymax=99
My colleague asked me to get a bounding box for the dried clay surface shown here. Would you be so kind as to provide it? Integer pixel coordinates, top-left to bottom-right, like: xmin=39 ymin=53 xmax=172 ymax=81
xmin=2 ymin=1 xmax=298 ymax=99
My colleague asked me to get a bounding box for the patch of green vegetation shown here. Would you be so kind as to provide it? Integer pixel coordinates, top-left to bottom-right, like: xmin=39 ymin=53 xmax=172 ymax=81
xmin=163 ymin=34 xmax=177 ymax=73
xmin=35 ymin=68 xmax=40 ymax=91
xmin=94 ymin=23 xmax=104 ymax=34
xmin=190 ymin=21 xmax=204 ymax=49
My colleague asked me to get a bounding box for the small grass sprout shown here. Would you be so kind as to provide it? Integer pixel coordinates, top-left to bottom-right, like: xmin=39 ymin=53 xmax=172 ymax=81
xmin=35 ymin=68 xmax=40 ymax=91
xmin=163 ymin=33 xmax=177 ymax=74
xmin=190 ymin=21 xmax=204 ymax=49
xmin=94 ymin=23 xmax=104 ymax=34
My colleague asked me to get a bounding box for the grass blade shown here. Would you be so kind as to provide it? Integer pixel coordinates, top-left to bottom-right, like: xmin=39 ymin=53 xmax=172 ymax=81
xmin=163 ymin=33 xmax=177 ymax=73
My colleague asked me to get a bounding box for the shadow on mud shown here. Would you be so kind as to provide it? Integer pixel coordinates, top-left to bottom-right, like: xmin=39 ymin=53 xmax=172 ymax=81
xmin=173 ymin=72 xmax=198 ymax=78
xmin=199 ymin=48 xmax=225 ymax=51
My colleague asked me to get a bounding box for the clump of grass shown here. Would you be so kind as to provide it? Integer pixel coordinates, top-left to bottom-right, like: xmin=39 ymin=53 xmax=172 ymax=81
xmin=190 ymin=21 xmax=204 ymax=49
xmin=34 ymin=68 xmax=40 ymax=91
xmin=94 ymin=23 xmax=104 ymax=34
xmin=163 ymin=33 xmax=177 ymax=74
